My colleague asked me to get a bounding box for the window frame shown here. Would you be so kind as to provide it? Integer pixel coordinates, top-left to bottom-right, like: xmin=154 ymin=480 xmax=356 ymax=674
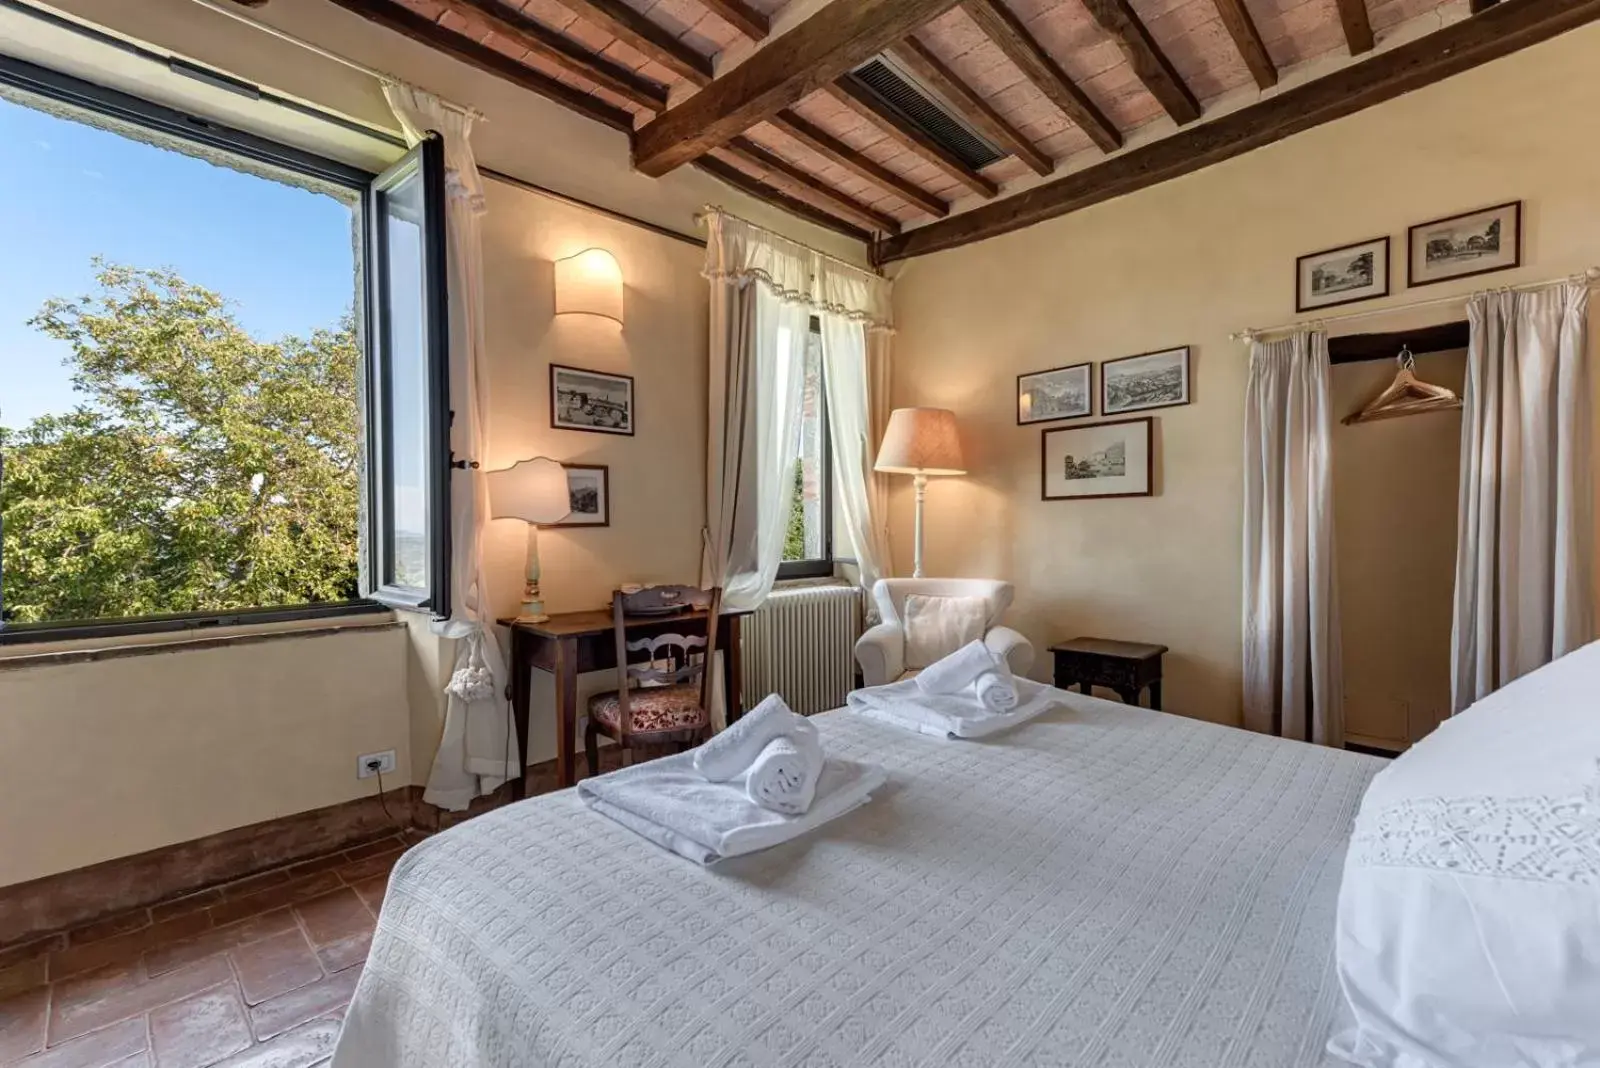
xmin=777 ymin=318 xmax=835 ymax=581
xmin=0 ymin=54 xmax=433 ymax=643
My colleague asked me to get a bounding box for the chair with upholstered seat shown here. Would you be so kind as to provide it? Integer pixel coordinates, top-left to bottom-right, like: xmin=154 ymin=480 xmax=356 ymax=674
xmin=584 ymin=585 xmax=723 ymax=777
xmin=854 ymin=578 xmax=1033 ymax=687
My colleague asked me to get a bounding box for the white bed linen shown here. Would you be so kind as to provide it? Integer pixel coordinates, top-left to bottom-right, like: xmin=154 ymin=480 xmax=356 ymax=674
xmin=333 ymin=692 xmax=1381 ymax=1068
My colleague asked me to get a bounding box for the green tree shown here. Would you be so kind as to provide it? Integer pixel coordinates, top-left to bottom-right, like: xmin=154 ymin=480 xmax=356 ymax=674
xmin=0 ymin=262 xmax=360 ymax=623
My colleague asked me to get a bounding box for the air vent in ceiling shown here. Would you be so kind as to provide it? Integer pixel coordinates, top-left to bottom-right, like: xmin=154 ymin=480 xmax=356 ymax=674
xmin=844 ymin=56 xmax=1005 ymax=171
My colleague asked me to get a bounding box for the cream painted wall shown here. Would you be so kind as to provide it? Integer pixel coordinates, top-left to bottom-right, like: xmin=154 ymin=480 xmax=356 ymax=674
xmin=886 ymin=22 xmax=1600 ymax=728
xmin=0 ymin=624 xmax=411 ymax=888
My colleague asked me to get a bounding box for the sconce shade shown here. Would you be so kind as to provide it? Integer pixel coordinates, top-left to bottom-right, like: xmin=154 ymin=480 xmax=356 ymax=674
xmin=555 ymin=248 xmax=623 ymax=322
xmin=488 ymin=457 xmax=571 ymax=524
xmin=874 ymin=407 xmax=966 ymax=475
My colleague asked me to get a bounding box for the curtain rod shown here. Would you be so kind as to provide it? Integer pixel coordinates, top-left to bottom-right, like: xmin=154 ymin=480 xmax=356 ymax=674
xmin=1232 ymin=266 xmax=1600 ymax=342
xmin=695 ymin=206 xmax=884 ymax=278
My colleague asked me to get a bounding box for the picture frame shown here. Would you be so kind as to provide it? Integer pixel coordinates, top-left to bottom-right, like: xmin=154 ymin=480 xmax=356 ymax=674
xmin=1296 ymin=236 xmax=1390 ymax=313
xmin=1101 ymin=346 xmax=1191 ymax=415
xmin=1017 ymin=362 xmax=1093 ymax=424
xmin=1407 ymin=201 xmax=1522 ymax=288
xmin=1041 ymin=417 xmax=1154 ymax=501
xmin=550 ymin=363 xmax=634 ymax=436
xmin=555 ymin=463 xmax=609 ymax=527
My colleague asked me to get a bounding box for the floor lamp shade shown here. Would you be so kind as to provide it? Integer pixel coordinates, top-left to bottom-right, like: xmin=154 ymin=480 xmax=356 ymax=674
xmin=488 ymin=457 xmax=571 ymax=621
xmin=874 ymin=408 xmax=965 ymax=578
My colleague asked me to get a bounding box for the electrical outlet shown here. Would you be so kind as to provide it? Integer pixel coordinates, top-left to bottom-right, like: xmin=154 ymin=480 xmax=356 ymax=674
xmin=357 ymin=750 xmax=397 ymax=779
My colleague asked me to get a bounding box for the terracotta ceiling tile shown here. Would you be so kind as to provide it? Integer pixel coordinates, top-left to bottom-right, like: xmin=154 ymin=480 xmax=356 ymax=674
xmin=515 ymin=0 xmax=579 ymax=30
xmin=644 ymin=0 xmax=707 ymax=36
xmin=689 ymin=12 xmax=743 ymax=50
xmin=598 ymin=38 xmax=654 ymax=71
xmin=919 ymin=8 xmax=990 ymax=57
xmin=1008 ymin=0 xmax=1060 ymax=23
xmin=437 ymin=9 xmax=475 ymax=34
xmin=556 ymin=18 xmax=614 ymax=51
xmin=481 ymin=31 xmax=531 ymax=61
xmin=397 ymin=0 xmax=448 ymax=18
xmin=1370 ymin=0 xmax=1450 ymax=31
xmin=983 ymin=157 xmax=1031 ymax=184
xmin=1082 ymin=62 xmax=1163 ymax=127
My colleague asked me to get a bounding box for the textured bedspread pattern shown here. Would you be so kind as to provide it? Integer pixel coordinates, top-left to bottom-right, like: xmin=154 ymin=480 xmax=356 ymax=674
xmin=333 ymin=695 xmax=1382 ymax=1068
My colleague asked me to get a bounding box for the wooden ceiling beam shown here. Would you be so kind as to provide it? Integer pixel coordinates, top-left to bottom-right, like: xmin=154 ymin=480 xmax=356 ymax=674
xmin=1080 ymin=0 xmax=1201 ymax=124
xmin=552 ymin=0 xmax=716 ymax=86
xmin=632 ymin=0 xmax=963 ymax=176
xmin=826 ymin=81 xmax=999 ymax=198
xmin=1333 ymin=0 xmax=1376 ymax=54
xmin=887 ymin=37 xmax=1054 ymax=177
xmin=961 ymin=0 xmax=1121 ymax=152
xmin=699 ymin=0 xmax=771 ymax=40
xmin=1210 ymin=0 xmax=1277 ymax=89
xmin=434 ymin=0 xmax=668 ymax=111
xmin=693 ymin=155 xmax=875 ymax=243
xmin=324 ymin=0 xmax=635 ymax=132
xmin=876 ymin=0 xmax=1600 ymax=262
xmin=768 ymin=110 xmax=952 ymax=217
xmin=726 ymin=138 xmax=903 ymax=233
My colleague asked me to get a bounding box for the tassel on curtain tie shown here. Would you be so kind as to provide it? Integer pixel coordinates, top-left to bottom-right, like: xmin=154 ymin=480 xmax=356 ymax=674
xmin=446 ymin=632 xmax=497 ymax=703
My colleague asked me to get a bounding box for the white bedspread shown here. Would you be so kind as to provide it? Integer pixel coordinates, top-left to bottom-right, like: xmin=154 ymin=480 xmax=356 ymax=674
xmin=333 ymin=692 xmax=1381 ymax=1068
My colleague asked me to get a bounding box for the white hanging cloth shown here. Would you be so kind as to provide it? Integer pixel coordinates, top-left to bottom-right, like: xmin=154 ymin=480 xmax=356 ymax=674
xmin=383 ymin=83 xmax=516 ymax=811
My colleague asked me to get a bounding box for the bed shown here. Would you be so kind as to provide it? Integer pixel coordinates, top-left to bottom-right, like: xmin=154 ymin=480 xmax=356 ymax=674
xmin=332 ymin=690 xmax=1382 ymax=1068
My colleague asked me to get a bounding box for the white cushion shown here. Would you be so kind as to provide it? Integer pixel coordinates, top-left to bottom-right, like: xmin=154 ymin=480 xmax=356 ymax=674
xmin=1329 ymin=640 xmax=1600 ymax=1068
xmin=901 ymin=594 xmax=988 ymax=670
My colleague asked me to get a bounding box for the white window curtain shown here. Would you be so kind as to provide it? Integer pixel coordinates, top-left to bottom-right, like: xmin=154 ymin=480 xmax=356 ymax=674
xmin=383 ymin=83 xmax=514 ymax=811
xmin=1242 ymin=330 xmax=1344 ymax=746
xmin=1451 ymin=282 xmax=1593 ymax=713
xmin=701 ymin=209 xmax=894 ymax=611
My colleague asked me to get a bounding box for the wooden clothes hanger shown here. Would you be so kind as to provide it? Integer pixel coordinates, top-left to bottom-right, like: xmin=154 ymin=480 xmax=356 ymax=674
xmin=1342 ymin=345 xmax=1464 ymax=425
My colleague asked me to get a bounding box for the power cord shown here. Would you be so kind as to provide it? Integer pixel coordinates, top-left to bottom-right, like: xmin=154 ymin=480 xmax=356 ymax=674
xmin=367 ymin=759 xmax=410 ymax=835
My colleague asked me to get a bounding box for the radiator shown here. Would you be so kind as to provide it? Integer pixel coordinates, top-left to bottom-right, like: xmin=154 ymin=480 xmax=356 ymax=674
xmin=741 ymin=584 xmax=863 ymax=716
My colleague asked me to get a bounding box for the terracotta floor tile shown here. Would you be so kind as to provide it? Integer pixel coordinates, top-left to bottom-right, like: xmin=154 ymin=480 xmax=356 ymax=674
xmin=49 ymin=914 xmax=212 ymax=982
xmin=0 ymin=938 xmax=64 ymax=974
xmin=280 ymin=854 xmax=346 ymax=882
xmin=216 ymin=871 xmax=292 ymax=901
xmin=330 ymin=849 xmax=400 ymax=886
xmin=292 ymin=893 xmax=370 ymax=952
xmin=312 ymin=932 xmax=369 ymax=976
xmin=106 ymin=1054 xmax=151 ymax=1068
xmin=147 ymin=986 xmax=252 ymax=1068
xmin=145 ymin=911 xmax=298 ymax=980
xmin=12 ymin=1017 xmax=146 ymax=1068
xmin=339 ymin=838 xmax=401 ymax=863
xmin=0 ymin=959 xmax=47 ymax=1002
xmin=248 ymin=967 xmax=360 ymax=1042
xmin=48 ymin=956 xmax=231 ymax=1044
xmin=208 ymin=875 xmax=342 ymax=930
xmin=0 ymin=986 xmax=50 ymax=1062
xmin=148 ymin=892 xmax=221 ymax=926
xmin=345 ymin=878 xmax=385 ymax=917
xmin=229 ymin=932 xmax=321 ymax=1007
xmin=66 ymin=912 xmax=151 ymax=948
xmin=209 ymin=1013 xmax=342 ymax=1068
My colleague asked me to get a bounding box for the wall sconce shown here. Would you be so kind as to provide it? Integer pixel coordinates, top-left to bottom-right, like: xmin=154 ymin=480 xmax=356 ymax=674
xmin=554 ymin=248 xmax=623 ymax=323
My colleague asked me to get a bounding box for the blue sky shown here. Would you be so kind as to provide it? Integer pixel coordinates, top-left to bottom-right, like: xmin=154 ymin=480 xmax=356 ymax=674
xmin=0 ymin=95 xmax=359 ymax=430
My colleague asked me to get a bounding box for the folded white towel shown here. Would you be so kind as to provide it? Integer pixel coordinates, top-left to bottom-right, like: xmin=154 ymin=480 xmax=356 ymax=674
xmin=847 ymin=676 xmax=1060 ymax=739
xmin=694 ymin=693 xmax=811 ymax=782
xmin=974 ymin=669 xmax=1019 ymax=712
xmin=915 ymin=640 xmax=1002 ymax=694
xmin=744 ymin=733 xmax=822 ymax=815
xmin=579 ymin=749 xmax=887 ymax=865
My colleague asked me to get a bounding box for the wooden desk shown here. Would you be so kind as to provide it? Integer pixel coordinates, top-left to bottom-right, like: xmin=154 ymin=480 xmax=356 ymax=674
xmin=500 ymin=607 xmax=749 ymax=796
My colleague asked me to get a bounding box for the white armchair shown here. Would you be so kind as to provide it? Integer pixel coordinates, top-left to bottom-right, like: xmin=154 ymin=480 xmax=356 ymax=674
xmin=854 ymin=578 xmax=1035 ymax=687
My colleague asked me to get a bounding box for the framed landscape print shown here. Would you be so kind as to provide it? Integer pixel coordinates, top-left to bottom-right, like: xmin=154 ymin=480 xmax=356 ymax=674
xmin=1041 ymin=417 xmax=1153 ymax=501
xmin=1018 ymin=362 xmax=1092 ymax=424
xmin=1296 ymin=236 xmax=1390 ymax=312
xmin=556 ymin=464 xmax=609 ymax=527
xmin=550 ymin=364 xmax=634 ymax=436
xmin=1102 ymin=346 xmax=1190 ymax=415
xmin=1408 ymin=201 xmax=1521 ymax=287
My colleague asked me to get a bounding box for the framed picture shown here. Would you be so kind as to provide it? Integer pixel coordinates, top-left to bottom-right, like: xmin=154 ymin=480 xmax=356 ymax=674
xmin=1041 ymin=417 xmax=1153 ymax=501
xmin=1296 ymin=237 xmax=1390 ymax=312
xmin=1018 ymin=362 xmax=1092 ymax=424
xmin=1408 ymin=201 xmax=1521 ymax=287
xmin=556 ymin=464 xmax=609 ymax=527
xmin=1101 ymin=346 xmax=1190 ymax=415
xmin=550 ymin=363 xmax=634 ymax=436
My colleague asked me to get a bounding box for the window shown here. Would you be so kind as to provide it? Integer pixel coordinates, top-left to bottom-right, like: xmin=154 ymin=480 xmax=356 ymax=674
xmin=779 ymin=320 xmax=832 ymax=580
xmin=0 ymin=56 xmax=449 ymax=640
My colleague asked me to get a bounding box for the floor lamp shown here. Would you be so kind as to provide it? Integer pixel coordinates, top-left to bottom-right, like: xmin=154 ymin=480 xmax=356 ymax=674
xmin=873 ymin=407 xmax=966 ymax=579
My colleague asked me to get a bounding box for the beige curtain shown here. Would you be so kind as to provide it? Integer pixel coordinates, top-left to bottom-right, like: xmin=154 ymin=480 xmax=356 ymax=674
xmin=1451 ymin=282 xmax=1593 ymax=712
xmin=1242 ymin=331 xmax=1343 ymax=746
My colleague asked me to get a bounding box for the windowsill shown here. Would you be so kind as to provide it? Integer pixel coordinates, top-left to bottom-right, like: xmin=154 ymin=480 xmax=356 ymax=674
xmin=0 ymin=601 xmax=395 ymax=660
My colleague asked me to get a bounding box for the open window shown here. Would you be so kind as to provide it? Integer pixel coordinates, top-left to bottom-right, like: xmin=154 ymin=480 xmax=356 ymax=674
xmin=778 ymin=318 xmax=834 ymax=580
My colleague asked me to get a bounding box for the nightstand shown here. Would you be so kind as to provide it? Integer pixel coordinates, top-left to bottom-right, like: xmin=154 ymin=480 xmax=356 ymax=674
xmin=1050 ymin=638 xmax=1168 ymax=710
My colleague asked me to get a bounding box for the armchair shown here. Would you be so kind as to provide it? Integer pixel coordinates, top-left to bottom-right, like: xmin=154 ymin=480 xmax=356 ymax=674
xmin=854 ymin=579 xmax=1034 ymax=687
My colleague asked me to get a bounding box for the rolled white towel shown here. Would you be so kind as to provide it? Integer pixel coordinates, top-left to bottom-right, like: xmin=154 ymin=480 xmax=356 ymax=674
xmin=744 ymin=731 xmax=822 ymax=815
xmin=693 ymin=693 xmax=807 ymax=782
xmin=916 ymin=640 xmax=1002 ymax=695
xmin=974 ymin=670 xmax=1019 ymax=712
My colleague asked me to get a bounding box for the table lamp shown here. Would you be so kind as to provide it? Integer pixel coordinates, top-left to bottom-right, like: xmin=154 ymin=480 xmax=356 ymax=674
xmin=874 ymin=407 xmax=966 ymax=579
xmin=487 ymin=457 xmax=572 ymax=622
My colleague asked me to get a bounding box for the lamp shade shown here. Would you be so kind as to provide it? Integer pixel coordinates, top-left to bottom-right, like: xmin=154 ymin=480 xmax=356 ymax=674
xmin=554 ymin=248 xmax=623 ymax=322
xmin=487 ymin=457 xmax=571 ymax=524
xmin=874 ymin=407 xmax=966 ymax=475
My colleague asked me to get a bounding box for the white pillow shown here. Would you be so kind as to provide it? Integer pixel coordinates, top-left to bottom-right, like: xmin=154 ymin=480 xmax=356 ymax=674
xmin=902 ymin=594 xmax=989 ymax=670
xmin=1329 ymin=640 xmax=1600 ymax=1068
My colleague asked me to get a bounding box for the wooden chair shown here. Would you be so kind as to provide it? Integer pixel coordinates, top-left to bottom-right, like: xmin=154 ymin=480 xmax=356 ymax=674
xmin=584 ymin=585 xmax=723 ymax=777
